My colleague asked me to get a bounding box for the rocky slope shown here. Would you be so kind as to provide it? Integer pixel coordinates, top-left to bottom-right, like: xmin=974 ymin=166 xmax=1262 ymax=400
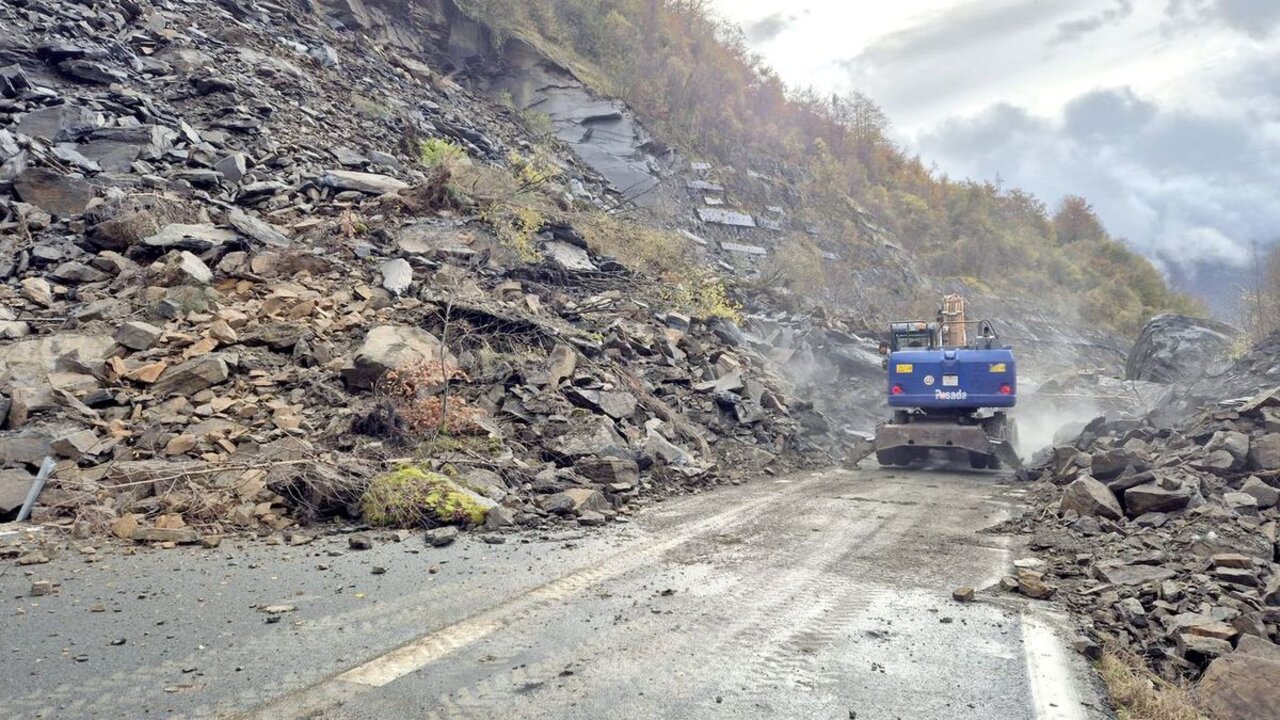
xmin=1 ymin=0 xmax=889 ymax=542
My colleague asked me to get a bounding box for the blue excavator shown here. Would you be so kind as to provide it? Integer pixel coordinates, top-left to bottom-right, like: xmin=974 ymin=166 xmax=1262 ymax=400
xmin=872 ymin=295 xmax=1021 ymax=470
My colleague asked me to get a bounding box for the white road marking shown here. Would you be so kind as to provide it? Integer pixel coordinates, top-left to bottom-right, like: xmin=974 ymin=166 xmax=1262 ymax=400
xmin=244 ymin=473 xmax=829 ymax=719
xmin=1021 ymin=613 xmax=1088 ymax=720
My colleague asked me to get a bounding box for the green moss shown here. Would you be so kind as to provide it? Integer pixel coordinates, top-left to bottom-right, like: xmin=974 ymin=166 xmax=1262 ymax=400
xmin=421 ymin=433 xmax=504 ymax=457
xmin=360 ymin=465 xmax=489 ymax=527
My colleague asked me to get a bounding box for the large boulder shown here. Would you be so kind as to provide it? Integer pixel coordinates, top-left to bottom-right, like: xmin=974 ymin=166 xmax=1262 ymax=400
xmin=1196 ymin=638 xmax=1280 ymax=720
xmin=1125 ymin=314 xmax=1239 ymax=384
xmin=1248 ymin=433 xmax=1280 ymax=471
xmin=342 ymin=325 xmax=452 ymax=390
xmin=1125 ymin=481 xmax=1193 ymax=516
xmin=1059 ymin=476 xmax=1123 ymax=520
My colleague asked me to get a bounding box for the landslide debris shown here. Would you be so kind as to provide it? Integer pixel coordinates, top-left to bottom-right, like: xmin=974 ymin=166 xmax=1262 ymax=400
xmin=0 ymin=0 xmax=869 ymax=545
xmin=1008 ymin=384 xmax=1280 ymax=713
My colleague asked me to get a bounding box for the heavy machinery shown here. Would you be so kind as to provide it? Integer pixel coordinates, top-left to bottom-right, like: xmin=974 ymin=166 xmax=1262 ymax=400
xmin=872 ymin=295 xmax=1021 ymax=469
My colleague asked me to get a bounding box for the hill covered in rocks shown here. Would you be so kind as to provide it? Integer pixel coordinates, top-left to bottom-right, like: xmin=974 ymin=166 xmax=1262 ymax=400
xmin=0 ymin=0 xmax=916 ymax=542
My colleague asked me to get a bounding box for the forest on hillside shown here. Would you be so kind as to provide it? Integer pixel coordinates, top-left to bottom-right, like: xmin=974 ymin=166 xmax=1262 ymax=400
xmin=459 ymin=0 xmax=1202 ymax=334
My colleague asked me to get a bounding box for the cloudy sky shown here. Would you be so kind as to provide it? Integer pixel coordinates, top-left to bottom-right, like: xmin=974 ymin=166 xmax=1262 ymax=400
xmin=709 ymin=0 xmax=1280 ymax=310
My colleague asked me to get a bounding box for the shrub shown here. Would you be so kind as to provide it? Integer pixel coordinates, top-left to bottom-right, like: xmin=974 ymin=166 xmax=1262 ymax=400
xmin=379 ymin=359 xmax=486 ymax=437
xmin=419 ymin=138 xmax=466 ymax=169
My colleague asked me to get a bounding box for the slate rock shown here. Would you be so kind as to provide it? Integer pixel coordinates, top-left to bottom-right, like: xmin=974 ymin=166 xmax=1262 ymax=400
xmin=343 ymin=325 xmax=452 ymax=390
xmin=143 ymin=224 xmax=237 ymax=252
xmin=1125 ymin=482 xmax=1192 ymax=516
xmin=320 ymin=170 xmax=409 ymax=194
xmin=115 ymin=321 xmax=162 ymax=351
xmin=152 ymin=356 xmax=229 ymax=397
xmin=379 ymin=258 xmax=412 ymax=295
xmin=13 ymin=168 xmax=95 ymax=217
xmin=1248 ymin=433 xmax=1280 ymax=471
xmin=1059 ymin=476 xmax=1123 ymax=520
xmin=1196 ymin=643 xmax=1280 ymax=720
xmin=1239 ymin=476 xmax=1279 ymax=509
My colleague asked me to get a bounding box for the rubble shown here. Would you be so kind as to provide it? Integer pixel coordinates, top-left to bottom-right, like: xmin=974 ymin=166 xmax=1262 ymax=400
xmin=0 ymin=0 xmax=845 ymax=545
xmin=1006 ymin=384 xmax=1280 ymax=694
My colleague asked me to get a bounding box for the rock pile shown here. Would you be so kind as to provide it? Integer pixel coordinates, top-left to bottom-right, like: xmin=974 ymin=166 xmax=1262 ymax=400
xmin=0 ymin=0 xmax=835 ymax=541
xmin=1012 ymin=385 xmax=1280 ymax=700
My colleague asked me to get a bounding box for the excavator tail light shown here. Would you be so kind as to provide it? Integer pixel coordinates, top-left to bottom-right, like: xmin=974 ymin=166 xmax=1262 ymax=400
xmin=891 ymin=385 xmax=905 ymax=395
xmin=999 ymin=384 xmax=1013 ymax=395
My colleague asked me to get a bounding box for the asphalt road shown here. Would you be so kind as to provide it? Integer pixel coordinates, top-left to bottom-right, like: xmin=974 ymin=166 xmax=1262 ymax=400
xmin=1 ymin=464 xmax=1109 ymax=720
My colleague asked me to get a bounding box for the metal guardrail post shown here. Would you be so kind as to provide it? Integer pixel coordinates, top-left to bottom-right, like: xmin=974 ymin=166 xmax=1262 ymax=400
xmin=15 ymin=456 xmax=56 ymax=523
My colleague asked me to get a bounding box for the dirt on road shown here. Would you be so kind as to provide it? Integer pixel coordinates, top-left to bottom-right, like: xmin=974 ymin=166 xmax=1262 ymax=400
xmin=2 ymin=465 xmax=1106 ymax=720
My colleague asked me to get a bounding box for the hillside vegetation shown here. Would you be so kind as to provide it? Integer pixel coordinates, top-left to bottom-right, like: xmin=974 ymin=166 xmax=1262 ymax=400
xmin=459 ymin=0 xmax=1202 ymax=334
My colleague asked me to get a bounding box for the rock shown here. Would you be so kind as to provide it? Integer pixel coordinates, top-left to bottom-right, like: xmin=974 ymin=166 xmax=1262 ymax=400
xmin=426 ymin=526 xmax=459 ymax=546
xmin=647 ymin=427 xmax=694 ymax=465
xmin=30 ymin=580 xmax=56 ymax=596
xmin=225 ymin=208 xmax=290 ymax=247
xmin=540 ymin=492 xmax=575 ymax=515
xmin=1016 ymin=569 xmax=1055 ymax=599
xmin=0 ymin=429 xmax=54 ymax=465
xmin=51 ymin=429 xmax=99 ymax=458
xmin=1206 ymin=431 xmax=1251 ymax=466
xmin=1125 ymin=314 xmax=1239 ymax=384
xmin=544 ymin=344 xmax=576 ymax=387
xmin=577 ymin=510 xmax=607 ymax=526
xmin=0 ymin=469 xmax=35 ymax=514
xmin=560 ymin=488 xmax=609 ymax=514
xmin=1125 ymin=482 xmax=1192 ymax=516
xmin=952 ymin=587 xmax=975 ymax=602
xmin=1223 ymin=492 xmax=1259 ymax=515
xmin=132 ymin=527 xmax=201 ymax=544
xmin=1059 ymin=477 xmax=1123 ymax=520
xmin=545 ymin=417 xmax=626 ymax=459
xmin=1248 ymin=433 xmax=1280 ymax=471
xmin=1089 ymin=448 xmax=1145 ymax=479
xmin=143 ymin=224 xmax=237 ymax=252
xmin=1197 ymin=645 xmax=1280 ymax=720
xmin=111 ymin=514 xmax=139 ymax=539
xmin=1240 ymin=477 xmax=1279 ymax=509
xmin=50 ymin=261 xmax=110 ymax=284
xmin=575 ymin=456 xmax=640 ymax=485
xmin=1178 ymin=632 xmax=1233 ymax=660
xmin=114 ymin=321 xmax=163 ymax=351
xmin=1212 ymin=554 xmax=1253 ymax=569
xmin=0 ymin=321 xmax=30 ymax=339
xmin=13 ymin=168 xmax=95 ymax=217
xmin=349 ymin=533 xmax=373 ymax=550
xmin=152 ymin=356 xmax=230 ymax=397
xmin=156 ymin=251 xmax=213 ymax=285
xmin=379 ymin=258 xmax=412 ymax=295
xmin=1093 ymin=561 xmax=1177 ymax=586
xmin=58 ymin=59 xmax=127 ymax=84
xmin=14 ymin=103 xmax=102 ymax=142
xmin=20 ymin=277 xmax=54 ymax=307
xmin=342 ymin=325 xmax=451 ymax=390
xmin=461 ymin=469 xmax=507 ymax=501
xmin=320 ymin=170 xmax=409 ymax=194
xmin=483 ymin=505 xmax=515 ymax=530
xmin=543 ymin=241 xmax=596 ymax=272
xmin=216 ymin=153 xmax=248 ymax=183
xmin=164 ymin=434 xmax=198 ymax=455
xmin=260 ymin=604 xmax=297 ymax=615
